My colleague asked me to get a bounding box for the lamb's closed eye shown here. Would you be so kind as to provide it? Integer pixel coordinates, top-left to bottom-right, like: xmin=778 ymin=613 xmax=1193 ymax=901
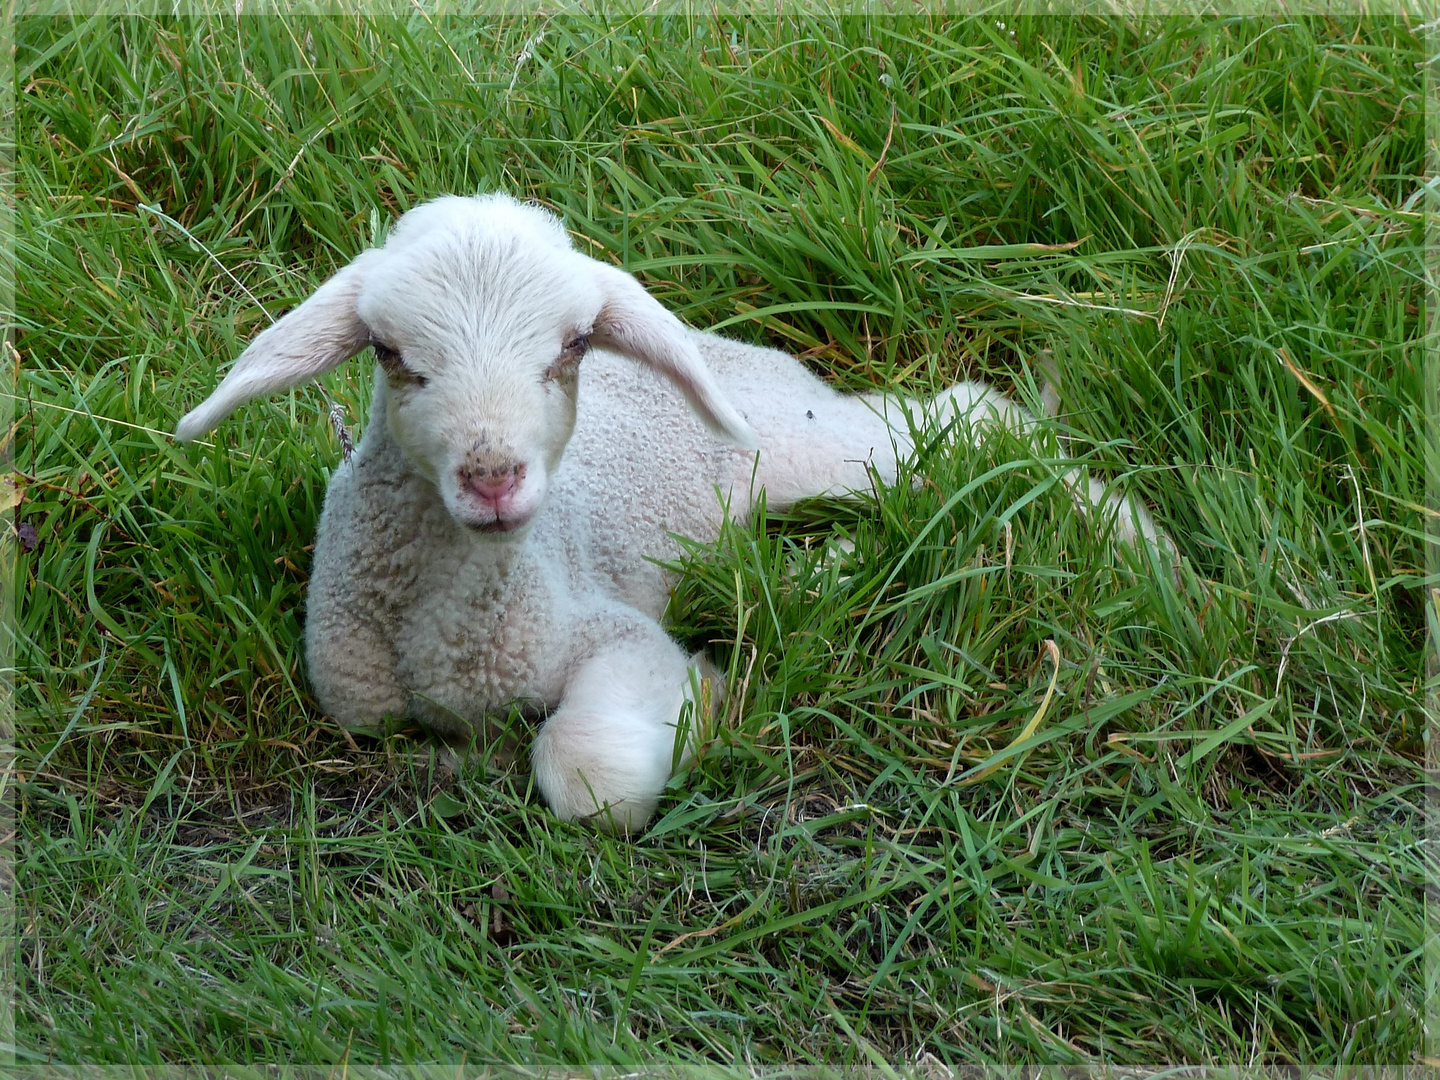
xmin=371 ymin=336 xmax=427 ymax=387
xmin=543 ymin=333 xmax=590 ymax=384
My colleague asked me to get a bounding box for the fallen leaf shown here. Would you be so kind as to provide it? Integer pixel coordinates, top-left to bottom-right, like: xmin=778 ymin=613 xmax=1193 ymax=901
xmin=0 ymin=473 xmax=24 ymax=513
xmin=816 ymin=114 xmax=865 ymax=155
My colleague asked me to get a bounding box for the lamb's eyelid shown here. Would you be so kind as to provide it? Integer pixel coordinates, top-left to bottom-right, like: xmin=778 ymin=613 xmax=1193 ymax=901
xmin=370 ymin=338 xmax=429 ymax=387
xmin=542 ymin=351 xmax=582 ymax=384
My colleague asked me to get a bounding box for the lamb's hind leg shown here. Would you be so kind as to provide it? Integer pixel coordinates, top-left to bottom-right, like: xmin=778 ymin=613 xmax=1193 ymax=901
xmin=921 ymin=382 xmax=1165 ymax=550
xmin=743 ymin=379 xmax=1014 ymax=510
xmin=749 ymin=376 xmax=1164 ymax=551
xmin=741 ymin=389 xmax=915 ymax=510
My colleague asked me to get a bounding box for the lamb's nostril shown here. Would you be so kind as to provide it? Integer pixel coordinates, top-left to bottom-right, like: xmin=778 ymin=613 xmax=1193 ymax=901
xmin=461 ymin=462 xmax=526 ymax=508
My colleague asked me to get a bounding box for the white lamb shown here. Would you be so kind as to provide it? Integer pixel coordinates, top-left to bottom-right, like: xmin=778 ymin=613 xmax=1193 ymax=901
xmin=176 ymin=193 xmax=1164 ymax=831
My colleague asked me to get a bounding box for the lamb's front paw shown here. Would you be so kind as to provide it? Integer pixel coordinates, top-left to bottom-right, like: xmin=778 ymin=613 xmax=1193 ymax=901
xmin=530 ymin=706 xmax=676 ymax=833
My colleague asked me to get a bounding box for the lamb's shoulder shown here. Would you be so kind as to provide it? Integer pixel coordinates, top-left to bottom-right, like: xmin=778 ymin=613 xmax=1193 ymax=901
xmin=303 ymin=430 xmax=440 ymax=727
xmin=311 ymin=430 xmax=434 ymax=619
xmin=553 ymin=349 xmax=750 ymax=616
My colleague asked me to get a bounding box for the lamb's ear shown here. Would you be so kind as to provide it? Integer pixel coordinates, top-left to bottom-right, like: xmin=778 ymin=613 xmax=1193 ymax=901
xmin=175 ymin=250 xmax=382 ymax=441
xmin=588 ymin=261 xmax=759 ymax=451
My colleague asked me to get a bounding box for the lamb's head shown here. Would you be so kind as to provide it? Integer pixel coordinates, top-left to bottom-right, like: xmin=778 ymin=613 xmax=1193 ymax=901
xmin=175 ymin=193 xmax=758 ymax=535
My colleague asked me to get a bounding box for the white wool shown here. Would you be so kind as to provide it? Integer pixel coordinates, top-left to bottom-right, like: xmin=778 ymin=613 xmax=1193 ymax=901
xmin=176 ymin=193 xmax=1167 ymax=832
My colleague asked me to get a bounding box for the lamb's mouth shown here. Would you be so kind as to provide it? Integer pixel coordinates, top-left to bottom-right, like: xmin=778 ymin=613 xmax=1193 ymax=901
xmin=467 ymin=515 xmax=531 ymax=535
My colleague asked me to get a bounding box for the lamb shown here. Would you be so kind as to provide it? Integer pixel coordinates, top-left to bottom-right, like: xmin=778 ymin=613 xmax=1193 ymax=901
xmin=176 ymin=192 xmax=1165 ymax=832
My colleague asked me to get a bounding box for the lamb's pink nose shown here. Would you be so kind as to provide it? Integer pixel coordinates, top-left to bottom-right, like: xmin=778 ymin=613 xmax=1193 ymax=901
xmin=462 ymin=465 xmax=524 ymax=510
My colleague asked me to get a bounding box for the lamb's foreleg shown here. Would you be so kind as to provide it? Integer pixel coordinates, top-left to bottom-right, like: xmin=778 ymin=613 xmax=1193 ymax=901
xmin=531 ymin=619 xmax=717 ymax=832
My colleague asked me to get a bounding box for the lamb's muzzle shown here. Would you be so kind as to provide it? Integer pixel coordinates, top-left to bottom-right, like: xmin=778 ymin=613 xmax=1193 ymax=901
xmin=458 ymin=459 xmax=527 ymax=524
xmin=174 ymin=191 xmax=1171 ymax=833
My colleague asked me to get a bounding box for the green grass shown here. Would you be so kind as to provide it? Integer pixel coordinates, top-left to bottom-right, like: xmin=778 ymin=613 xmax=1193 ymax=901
xmin=12 ymin=3 xmax=1428 ymax=1073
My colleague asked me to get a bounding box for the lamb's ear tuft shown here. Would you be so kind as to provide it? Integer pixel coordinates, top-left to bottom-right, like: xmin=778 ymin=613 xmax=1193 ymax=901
xmin=587 ymin=261 xmax=759 ymax=451
xmin=175 ymin=250 xmax=381 ymax=442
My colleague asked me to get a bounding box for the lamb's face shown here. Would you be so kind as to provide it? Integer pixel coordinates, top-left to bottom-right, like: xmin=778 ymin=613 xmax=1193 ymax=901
xmin=357 ymin=228 xmax=606 ymax=536
xmin=173 ymin=193 xmax=758 ymax=513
